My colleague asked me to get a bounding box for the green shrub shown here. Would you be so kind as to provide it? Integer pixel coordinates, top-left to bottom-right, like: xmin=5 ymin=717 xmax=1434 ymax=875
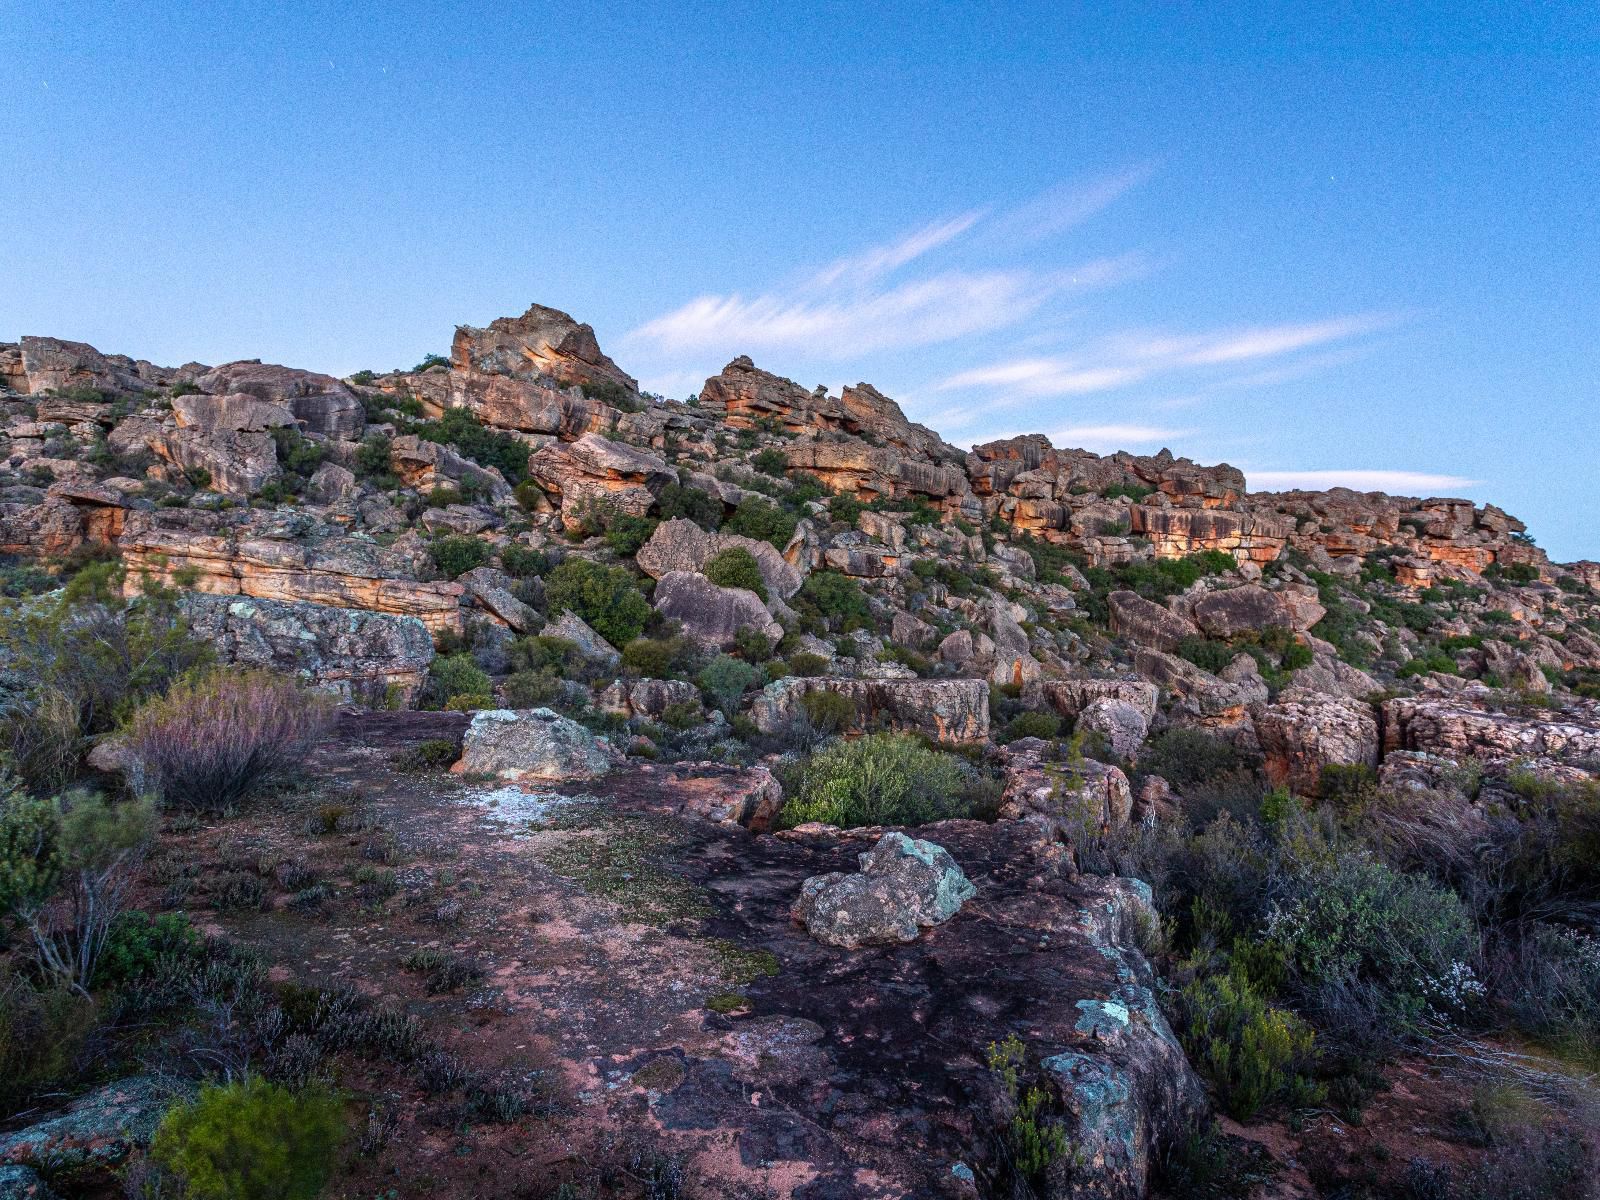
xmin=428 ymin=535 xmax=490 ymax=580
xmin=1001 ymin=711 xmax=1062 ymax=743
xmin=427 ymin=653 xmax=490 ymax=709
xmin=1177 ymin=636 xmax=1236 ymax=674
xmin=1280 ymin=640 xmax=1313 ymax=671
xmin=412 ymin=408 xmax=528 ymax=484
xmin=800 ymin=689 xmax=857 ymax=734
xmin=544 ymin=559 xmax=650 ymax=647
xmin=787 ymin=652 xmax=831 ymax=677
xmin=985 ymin=1034 xmax=1072 ymax=1191
xmin=795 ymin=571 xmax=871 ymax=633
xmin=499 ymin=543 xmax=554 ymax=578
xmin=394 ymin=739 xmax=458 ymax=770
xmin=828 ymin=493 xmax=865 ymax=525
xmin=1139 ymin=727 xmax=1248 ymax=787
xmin=502 ymin=671 xmax=563 ymax=709
xmin=97 ymin=911 xmax=201 ymax=987
xmin=697 ymin=655 xmax=764 ymax=717
xmin=0 ymin=969 xmax=96 ymax=1114
xmin=778 ymin=733 xmax=975 ymax=829
xmin=426 ymin=484 xmax=464 ymax=508
xmin=621 ymin=637 xmax=685 ymax=678
xmin=1180 ymin=969 xmax=1321 ymax=1120
xmin=514 ymin=479 xmax=545 ymax=512
xmin=656 ymin=482 xmax=723 ymax=529
xmin=703 ymin=547 xmax=768 ymax=600
xmin=443 ymin=692 xmax=491 ymax=711
xmin=751 ymin=448 xmax=788 ymax=477
xmin=271 ymin=427 xmax=326 ymax=477
xmin=659 ymin=700 xmax=703 ymax=730
xmin=723 ymin=496 xmax=797 ymax=550
xmin=353 ymin=434 xmax=394 ymax=484
xmin=151 ymin=1077 xmax=344 ymax=1200
xmin=604 ymin=514 xmax=658 ymax=556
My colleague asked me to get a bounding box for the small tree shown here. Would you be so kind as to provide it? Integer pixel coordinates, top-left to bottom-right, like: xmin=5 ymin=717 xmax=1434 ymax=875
xmin=0 ymin=779 xmax=156 ymax=993
xmin=703 ymin=547 xmax=768 ymax=600
xmin=544 ymin=559 xmax=651 ymax=648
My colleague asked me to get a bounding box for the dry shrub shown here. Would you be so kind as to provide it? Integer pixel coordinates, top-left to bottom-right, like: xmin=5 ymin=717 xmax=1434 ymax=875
xmin=125 ymin=670 xmax=334 ymax=814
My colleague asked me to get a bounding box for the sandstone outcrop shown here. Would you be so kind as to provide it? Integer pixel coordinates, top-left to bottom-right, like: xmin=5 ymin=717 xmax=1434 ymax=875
xmin=452 ymin=303 xmax=639 ymax=395
xmin=195 ymin=361 xmax=363 ymax=438
xmin=456 ymin=708 xmax=623 ymax=781
xmin=750 ymin=677 xmax=990 ymax=743
xmin=1108 ymin=591 xmax=1200 ymax=651
xmin=1382 ymin=689 xmax=1600 ymax=771
xmin=526 ymin=432 xmax=672 ymax=530
xmin=1252 ymin=688 xmax=1380 ymax=795
xmin=634 ymin=517 xmax=803 ymax=599
xmin=652 ymin=570 xmax=782 ymax=649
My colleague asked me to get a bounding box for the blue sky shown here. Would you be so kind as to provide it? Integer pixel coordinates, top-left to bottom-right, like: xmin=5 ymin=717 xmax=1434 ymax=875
xmin=5 ymin=2 xmax=1597 ymax=560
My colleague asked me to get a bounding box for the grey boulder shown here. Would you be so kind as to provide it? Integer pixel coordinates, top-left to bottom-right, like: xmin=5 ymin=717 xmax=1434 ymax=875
xmin=792 ymin=832 xmax=976 ymax=949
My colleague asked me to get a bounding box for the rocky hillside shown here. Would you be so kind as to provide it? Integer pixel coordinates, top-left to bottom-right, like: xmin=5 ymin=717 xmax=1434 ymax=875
xmin=1 ymin=307 xmax=1598 ymax=1199
xmin=2 ymin=302 xmax=1597 ymax=780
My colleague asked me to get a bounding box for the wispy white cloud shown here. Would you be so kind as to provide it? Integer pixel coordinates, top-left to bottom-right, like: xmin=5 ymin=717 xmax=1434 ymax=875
xmin=1055 ymin=423 xmax=1192 ymax=449
xmin=1247 ymin=469 xmax=1481 ymax=494
xmin=807 ymin=211 xmax=983 ymax=289
xmin=981 ymin=164 xmax=1157 ymax=246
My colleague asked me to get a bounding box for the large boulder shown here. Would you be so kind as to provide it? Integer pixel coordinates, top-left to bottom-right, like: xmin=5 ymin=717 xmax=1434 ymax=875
xmin=0 ymin=1076 xmax=186 ymax=1176
xmin=195 ymin=361 xmax=363 ymax=438
xmin=652 ymin=571 xmax=781 ymax=650
xmin=1252 ymin=688 xmax=1379 ymax=795
xmin=1134 ymin=649 xmax=1267 ymax=732
xmin=791 ymin=832 xmax=976 ymax=949
xmin=0 ymin=1165 xmax=57 ymax=1199
xmin=997 ymin=738 xmax=1135 ymax=837
xmin=171 ymin=391 xmax=296 ymax=433
xmin=543 ymin=610 xmax=625 ymax=667
xmin=1042 ymin=678 xmax=1159 ymax=723
xmin=1382 ymin=689 xmax=1600 ymax=771
xmin=179 ymin=593 xmax=435 ymax=705
xmin=1078 ymin=697 xmax=1150 ymax=760
xmin=1108 ymin=591 xmax=1200 ymax=652
xmin=1190 ymin=584 xmax=1298 ymax=638
xmin=458 ymin=567 xmax=540 ymax=634
xmin=750 ymin=677 xmax=990 ymax=744
xmin=634 ymin=518 xmax=803 ymax=600
xmin=455 ymin=708 xmax=622 ymax=782
xmin=597 ymin=677 xmax=701 ymax=720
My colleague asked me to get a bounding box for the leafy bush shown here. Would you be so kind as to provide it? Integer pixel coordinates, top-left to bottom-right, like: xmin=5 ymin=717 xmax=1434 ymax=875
xmin=622 ymin=636 xmax=687 ymax=679
xmin=604 ymin=514 xmax=658 ymax=556
xmin=1139 ymin=727 xmax=1248 ymax=788
xmin=502 ymin=672 xmax=563 ymax=708
xmin=795 ymin=570 xmax=871 ymax=633
xmin=271 ymin=427 xmax=326 ymax=477
xmin=97 ymin=911 xmax=201 ymax=987
xmin=124 ymin=670 xmax=334 ymax=814
xmin=1178 ymin=636 xmax=1236 ymax=674
xmin=394 ymin=739 xmax=458 ymax=770
xmin=499 ymin=543 xmax=554 ymax=579
xmin=723 ymin=496 xmax=797 ymax=550
xmin=1180 ymin=968 xmax=1321 ymax=1120
xmin=656 ymin=482 xmax=723 ymax=529
xmin=751 ymin=448 xmax=788 ymax=477
xmin=799 ymin=689 xmax=857 ymax=734
xmin=428 ymin=535 xmax=490 ymax=579
xmin=412 ymin=408 xmax=528 ymax=484
xmin=544 ymin=559 xmax=650 ymax=647
xmin=697 ymin=655 xmax=763 ymax=717
xmin=426 ymin=653 xmax=491 ymax=710
xmin=703 ymin=547 xmax=768 ymax=600
xmin=787 ymin=652 xmax=831 ymax=677
xmin=1001 ymin=711 xmax=1062 ymax=743
xmin=828 ymin=493 xmax=865 ymax=525
xmin=353 ymin=433 xmax=395 ymax=486
xmin=0 ymin=968 xmax=96 ymax=1114
xmin=986 ymin=1034 xmax=1071 ymax=1192
xmin=151 ymin=1077 xmax=344 ymax=1200
xmin=778 ymin=733 xmax=977 ymax=829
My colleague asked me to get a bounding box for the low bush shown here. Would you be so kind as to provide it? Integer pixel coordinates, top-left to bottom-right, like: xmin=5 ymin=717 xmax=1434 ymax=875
xmin=698 ymin=655 xmax=764 ymax=717
xmin=428 ymin=534 xmax=490 ymax=580
xmin=795 ymin=570 xmax=871 ymax=633
xmin=751 ymin=448 xmax=788 ymax=476
xmin=0 ymin=968 xmax=97 ymax=1114
xmin=723 ymin=495 xmax=797 ymax=550
xmin=703 ymin=547 xmax=768 ymax=599
xmin=394 ymin=738 xmax=459 ymax=771
xmin=544 ymin=558 xmax=651 ymax=647
xmin=97 ymin=910 xmax=201 ymax=987
xmin=787 ymin=652 xmax=831 ymax=677
xmin=499 ymin=543 xmax=555 ymax=579
xmin=656 ymin=482 xmax=723 ymax=529
xmin=1001 ymin=710 xmax=1061 ymax=743
xmin=800 ymin=689 xmax=857 ymax=734
xmin=425 ymin=654 xmax=491 ymax=710
xmin=1139 ymin=727 xmax=1249 ymax=788
xmin=622 ymin=636 xmax=689 ymax=679
xmin=502 ymin=672 xmax=564 ymax=709
xmin=1180 ymin=968 xmax=1322 ymax=1120
xmin=985 ymin=1035 xmax=1072 ymax=1192
xmin=150 ymin=1077 xmax=345 ymax=1200
xmin=778 ymin=733 xmax=979 ymax=828
xmin=604 ymin=514 xmax=659 ymax=556
xmin=124 ymin=671 xmax=333 ymax=814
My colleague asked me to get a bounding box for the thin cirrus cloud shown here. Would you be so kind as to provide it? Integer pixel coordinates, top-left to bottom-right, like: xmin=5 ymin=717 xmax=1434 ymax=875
xmin=1247 ymin=469 xmax=1481 ymax=494
xmin=626 ymin=169 xmax=1149 ymax=359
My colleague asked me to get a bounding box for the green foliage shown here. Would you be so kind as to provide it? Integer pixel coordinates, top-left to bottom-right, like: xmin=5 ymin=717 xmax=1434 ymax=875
xmin=604 ymin=514 xmax=658 ymax=556
xmin=499 ymin=543 xmax=554 ymax=579
xmin=428 ymin=534 xmax=490 ymax=579
xmin=1116 ymin=550 xmax=1237 ymax=600
xmin=655 ymin=482 xmax=723 ymax=529
xmin=544 ymin=559 xmax=651 ymax=647
xmin=411 ymin=407 xmax=528 ymax=484
xmin=799 ymin=689 xmax=857 ymax=734
xmin=514 ymin=478 xmax=545 ymax=512
xmin=414 ymin=352 xmax=450 ymax=371
xmin=659 ymin=700 xmax=703 ymax=730
xmin=97 ymin=911 xmax=201 ymax=987
xmin=703 ymin=547 xmax=767 ymax=599
xmin=786 ymin=652 xmax=831 ymax=677
xmin=723 ymin=495 xmax=797 ymax=550
xmin=0 ymin=969 xmax=96 ymax=1115
xmin=353 ymin=433 xmax=393 ymax=484
xmin=502 ymin=672 xmax=563 ymax=709
xmin=151 ymin=1077 xmax=344 ymax=1200
xmin=1177 ymin=636 xmax=1236 ymax=674
xmin=986 ymin=1035 xmax=1072 ymax=1189
xmin=778 ymin=733 xmax=976 ymax=828
xmin=697 ymin=655 xmax=763 ymax=717
xmin=1101 ymin=481 xmax=1155 ymax=502
xmin=1398 ymin=647 xmax=1460 ymax=678
xmin=1181 ymin=968 xmax=1321 ymax=1120
xmin=1001 ymin=710 xmax=1062 ymax=743
xmin=750 ymin=448 xmax=788 ymax=477
xmin=827 ymin=492 xmax=864 ymax=525
xmin=427 ymin=653 xmax=491 ymax=710
xmin=576 ymin=377 xmax=639 ymax=409
xmin=621 ymin=636 xmax=688 ymax=679
xmin=271 ymin=427 xmax=326 ymax=477
xmin=1140 ymin=727 xmax=1247 ymax=788
xmin=394 ymin=739 xmax=458 ymax=770
xmin=795 ymin=570 xmax=871 ymax=633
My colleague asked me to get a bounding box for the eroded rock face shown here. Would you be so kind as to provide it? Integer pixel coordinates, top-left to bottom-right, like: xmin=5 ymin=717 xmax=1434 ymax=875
xmin=1253 ymin=688 xmax=1379 ymax=795
xmin=179 ymin=594 xmax=435 ymax=704
xmin=1382 ymin=689 xmax=1600 ymax=771
xmin=1190 ymin=583 xmax=1299 ymax=637
xmin=750 ymin=676 xmax=990 ymax=744
xmin=1108 ymin=591 xmax=1200 ymax=651
xmin=452 ymin=303 xmax=639 ymax=395
xmin=526 ymin=432 xmax=672 ymax=531
xmin=195 ymin=361 xmax=363 ymax=438
xmin=1078 ymin=697 xmax=1150 ymax=760
xmin=456 ymin=708 xmax=623 ymax=781
xmin=998 ymin=739 xmax=1135 ymax=837
xmin=791 ymin=832 xmax=976 ymax=948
